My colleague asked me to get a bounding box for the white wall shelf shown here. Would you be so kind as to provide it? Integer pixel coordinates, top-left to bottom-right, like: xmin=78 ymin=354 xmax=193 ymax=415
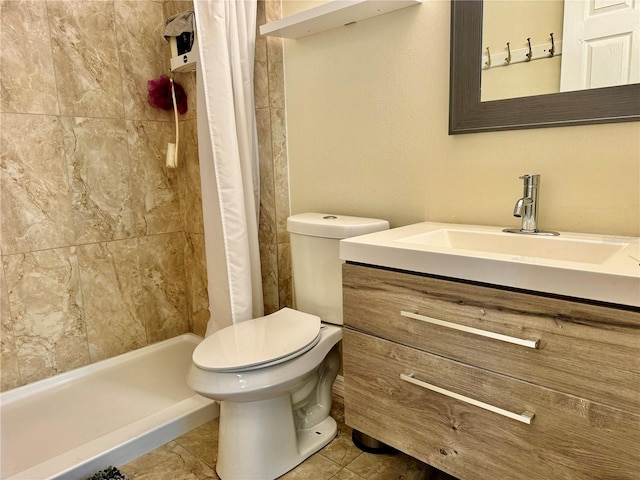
xmin=259 ymin=0 xmax=422 ymax=39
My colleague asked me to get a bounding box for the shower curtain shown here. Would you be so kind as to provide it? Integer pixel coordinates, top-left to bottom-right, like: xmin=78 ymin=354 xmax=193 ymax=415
xmin=194 ymin=0 xmax=263 ymax=336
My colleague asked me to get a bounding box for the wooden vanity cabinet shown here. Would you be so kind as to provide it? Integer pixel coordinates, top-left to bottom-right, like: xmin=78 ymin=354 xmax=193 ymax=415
xmin=342 ymin=263 xmax=640 ymax=480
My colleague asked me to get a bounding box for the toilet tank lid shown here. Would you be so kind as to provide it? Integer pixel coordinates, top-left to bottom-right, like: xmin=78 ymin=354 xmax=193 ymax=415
xmin=287 ymin=213 xmax=389 ymax=239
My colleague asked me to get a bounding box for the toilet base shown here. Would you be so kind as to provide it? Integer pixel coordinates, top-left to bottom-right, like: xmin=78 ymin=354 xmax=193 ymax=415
xmin=298 ymin=415 xmax=337 ymax=459
xmin=216 ymin=396 xmax=337 ymax=480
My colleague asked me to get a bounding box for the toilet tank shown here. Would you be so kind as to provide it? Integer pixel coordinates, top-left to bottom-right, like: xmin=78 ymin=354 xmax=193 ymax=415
xmin=286 ymin=213 xmax=389 ymax=325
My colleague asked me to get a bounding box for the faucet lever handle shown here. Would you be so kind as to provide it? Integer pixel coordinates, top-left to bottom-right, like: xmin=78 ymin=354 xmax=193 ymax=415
xmin=519 ymin=174 xmax=540 ymax=186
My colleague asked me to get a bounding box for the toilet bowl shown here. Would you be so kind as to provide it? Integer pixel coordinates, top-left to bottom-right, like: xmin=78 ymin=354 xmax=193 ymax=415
xmin=187 ymin=213 xmax=389 ymax=480
xmin=188 ymin=309 xmax=342 ymax=479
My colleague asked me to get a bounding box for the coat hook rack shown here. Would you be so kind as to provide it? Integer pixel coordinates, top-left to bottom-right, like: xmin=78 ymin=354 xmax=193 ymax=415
xmin=480 ymin=36 xmax=563 ymax=70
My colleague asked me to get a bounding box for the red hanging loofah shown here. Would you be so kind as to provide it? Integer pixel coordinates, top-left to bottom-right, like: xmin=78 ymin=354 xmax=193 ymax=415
xmin=147 ymin=75 xmax=188 ymax=114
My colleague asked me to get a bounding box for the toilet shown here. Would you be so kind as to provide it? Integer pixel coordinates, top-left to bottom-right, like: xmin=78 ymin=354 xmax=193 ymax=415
xmin=187 ymin=213 xmax=389 ymax=480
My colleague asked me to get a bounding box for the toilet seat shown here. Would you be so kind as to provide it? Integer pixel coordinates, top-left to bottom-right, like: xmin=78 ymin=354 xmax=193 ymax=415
xmin=192 ymin=308 xmax=322 ymax=372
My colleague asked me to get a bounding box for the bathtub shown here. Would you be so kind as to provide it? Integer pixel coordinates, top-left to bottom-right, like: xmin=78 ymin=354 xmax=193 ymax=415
xmin=0 ymin=333 xmax=218 ymax=480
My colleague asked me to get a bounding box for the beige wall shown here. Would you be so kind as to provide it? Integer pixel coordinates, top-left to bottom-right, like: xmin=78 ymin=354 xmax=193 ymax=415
xmin=481 ymin=0 xmax=564 ymax=101
xmin=283 ymin=0 xmax=640 ymax=237
xmin=0 ymin=0 xmax=207 ymax=391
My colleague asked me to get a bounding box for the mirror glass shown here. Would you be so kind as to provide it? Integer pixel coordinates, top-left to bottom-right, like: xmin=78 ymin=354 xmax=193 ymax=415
xmin=480 ymin=0 xmax=640 ymax=102
xmin=449 ymin=0 xmax=640 ymax=134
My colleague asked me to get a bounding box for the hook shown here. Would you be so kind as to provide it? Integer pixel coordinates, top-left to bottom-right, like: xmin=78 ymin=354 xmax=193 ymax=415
xmin=525 ymin=37 xmax=533 ymax=61
xmin=505 ymin=42 xmax=511 ymax=65
xmin=549 ymin=33 xmax=555 ymax=57
xmin=485 ymin=47 xmax=491 ymax=69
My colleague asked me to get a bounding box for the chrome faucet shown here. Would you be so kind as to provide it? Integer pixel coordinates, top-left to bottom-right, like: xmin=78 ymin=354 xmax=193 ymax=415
xmin=503 ymin=174 xmax=559 ymax=236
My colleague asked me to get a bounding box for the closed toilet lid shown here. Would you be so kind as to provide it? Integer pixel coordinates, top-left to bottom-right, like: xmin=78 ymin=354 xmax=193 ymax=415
xmin=193 ymin=308 xmax=322 ymax=372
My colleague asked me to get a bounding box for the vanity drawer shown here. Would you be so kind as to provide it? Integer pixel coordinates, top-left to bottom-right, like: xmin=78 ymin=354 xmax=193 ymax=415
xmin=343 ymin=263 xmax=640 ymax=412
xmin=343 ymin=329 xmax=640 ymax=480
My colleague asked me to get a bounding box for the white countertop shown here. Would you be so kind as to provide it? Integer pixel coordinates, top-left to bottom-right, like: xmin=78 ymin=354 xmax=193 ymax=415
xmin=340 ymin=222 xmax=640 ymax=308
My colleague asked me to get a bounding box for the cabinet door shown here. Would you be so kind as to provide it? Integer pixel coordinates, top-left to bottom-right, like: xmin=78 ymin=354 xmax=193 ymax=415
xmin=343 ymin=329 xmax=640 ymax=480
xmin=343 ymin=263 xmax=640 ymax=412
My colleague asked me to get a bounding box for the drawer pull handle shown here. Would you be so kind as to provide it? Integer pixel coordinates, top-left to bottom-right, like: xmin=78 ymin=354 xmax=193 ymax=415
xmin=400 ymin=311 xmax=539 ymax=349
xmin=400 ymin=372 xmax=535 ymax=425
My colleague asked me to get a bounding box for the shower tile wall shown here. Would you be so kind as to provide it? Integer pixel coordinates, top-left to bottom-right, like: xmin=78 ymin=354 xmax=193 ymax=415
xmin=0 ymin=0 xmax=291 ymax=392
xmin=0 ymin=0 xmax=205 ymax=391
xmin=257 ymin=0 xmax=293 ymax=315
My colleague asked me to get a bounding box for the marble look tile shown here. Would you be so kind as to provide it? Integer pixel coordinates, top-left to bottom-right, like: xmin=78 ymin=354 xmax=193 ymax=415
xmin=254 ymin=54 xmax=269 ymax=110
xmin=178 ymin=119 xmax=204 ymax=234
xmin=120 ymin=440 xmax=219 ymax=480
xmin=77 ymin=239 xmax=147 ymax=362
xmin=255 ymin=1 xmax=268 ymax=111
xmin=47 ymin=1 xmax=124 ymax=118
xmin=279 ymin=453 xmax=342 ymax=480
xmin=139 ymin=232 xmax=189 ymax=343
xmin=322 ymin=433 xmax=364 ymax=469
xmin=277 ymin=241 xmax=293 ymax=308
xmin=321 ymin=399 xmax=363 ymax=466
xmin=3 ymin=248 xmax=90 ymax=384
xmin=260 ymin=242 xmax=279 ymax=314
xmin=114 ymin=0 xmax=173 ymax=122
xmin=271 ymin=107 xmax=290 ymax=244
xmin=127 ymin=120 xmax=183 ymax=235
xmin=344 ymin=450 xmax=433 ymax=480
xmin=0 ymin=113 xmax=74 ymax=254
xmin=321 ymin=420 xmax=364 ymax=465
xmin=257 ymin=108 xmax=276 ymax=246
xmin=331 ymin=469 xmax=367 ymax=480
xmin=0 ymin=0 xmax=204 ymax=390
xmin=0 ymin=0 xmax=59 ymax=115
xmin=254 ymin=30 xmax=269 ymax=109
xmin=164 ymin=1 xmax=194 ymax=19
xmin=184 ymin=233 xmax=209 ymax=337
xmin=62 ymin=117 xmax=135 ymax=243
xmin=265 ymin=0 xmax=282 ymax=23
xmin=267 ymin=36 xmax=285 ymax=109
xmin=0 ymin=259 xmax=21 ymax=391
xmin=174 ymin=418 xmax=219 ymax=468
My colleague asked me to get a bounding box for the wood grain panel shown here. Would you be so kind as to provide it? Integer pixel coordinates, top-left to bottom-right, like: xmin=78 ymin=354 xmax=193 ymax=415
xmin=343 ymin=263 xmax=640 ymax=412
xmin=343 ymin=329 xmax=640 ymax=480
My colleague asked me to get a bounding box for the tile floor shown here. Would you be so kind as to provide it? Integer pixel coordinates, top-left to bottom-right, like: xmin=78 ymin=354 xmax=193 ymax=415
xmin=120 ymin=396 xmax=458 ymax=480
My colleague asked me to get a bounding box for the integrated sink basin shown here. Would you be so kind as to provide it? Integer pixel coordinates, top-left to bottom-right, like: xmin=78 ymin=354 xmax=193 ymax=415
xmin=396 ymin=228 xmax=629 ymax=265
xmin=340 ymin=222 xmax=640 ymax=307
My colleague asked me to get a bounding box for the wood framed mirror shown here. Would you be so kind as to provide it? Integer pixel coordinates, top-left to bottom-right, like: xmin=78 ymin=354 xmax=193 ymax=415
xmin=449 ymin=0 xmax=640 ymax=134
